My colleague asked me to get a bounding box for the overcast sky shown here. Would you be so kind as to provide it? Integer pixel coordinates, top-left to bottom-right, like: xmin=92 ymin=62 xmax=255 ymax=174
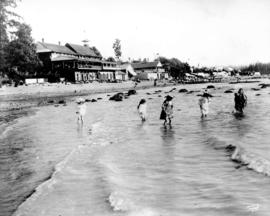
xmin=16 ymin=0 xmax=270 ymax=67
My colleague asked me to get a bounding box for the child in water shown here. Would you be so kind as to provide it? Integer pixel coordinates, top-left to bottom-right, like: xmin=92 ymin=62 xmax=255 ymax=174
xmin=160 ymin=95 xmax=174 ymax=125
xmin=76 ymin=98 xmax=87 ymax=123
xmin=234 ymin=88 xmax=247 ymax=114
xmin=199 ymin=92 xmax=211 ymax=118
xmin=137 ymin=99 xmax=147 ymax=121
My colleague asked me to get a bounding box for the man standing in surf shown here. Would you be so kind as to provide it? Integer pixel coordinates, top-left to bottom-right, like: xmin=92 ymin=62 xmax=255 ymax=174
xmin=234 ymin=88 xmax=247 ymax=114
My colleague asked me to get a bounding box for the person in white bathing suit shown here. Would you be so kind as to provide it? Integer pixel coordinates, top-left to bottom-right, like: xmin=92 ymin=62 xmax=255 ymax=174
xmin=198 ymin=92 xmax=211 ymax=118
xmin=137 ymin=99 xmax=147 ymax=122
xmin=76 ymin=98 xmax=87 ymax=123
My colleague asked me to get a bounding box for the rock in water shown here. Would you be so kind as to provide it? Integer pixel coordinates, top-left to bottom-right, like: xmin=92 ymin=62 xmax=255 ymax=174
xmin=109 ymin=93 xmax=124 ymax=101
xmin=47 ymin=100 xmax=54 ymax=104
xmin=58 ymin=100 xmax=66 ymax=104
xmin=128 ymin=89 xmax=136 ymax=96
xmin=207 ymin=85 xmax=215 ymax=89
xmin=179 ymin=89 xmax=188 ymax=93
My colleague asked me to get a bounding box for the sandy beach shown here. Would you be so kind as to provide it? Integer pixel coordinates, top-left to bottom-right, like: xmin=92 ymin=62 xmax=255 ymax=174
xmin=0 ymin=80 xmax=174 ymax=111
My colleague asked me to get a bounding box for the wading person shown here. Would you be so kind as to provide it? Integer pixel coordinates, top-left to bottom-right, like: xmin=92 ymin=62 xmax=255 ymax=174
xmin=234 ymin=88 xmax=247 ymax=114
xmin=199 ymin=92 xmax=211 ymax=118
xmin=137 ymin=99 xmax=147 ymax=122
xmin=160 ymin=95 xmax=174 ymax=125
xmin=76 ymin=98 xmax=87 ymax=123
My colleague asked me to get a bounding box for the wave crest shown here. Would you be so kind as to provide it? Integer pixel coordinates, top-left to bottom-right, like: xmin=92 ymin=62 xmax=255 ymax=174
xmin=227 ymin=144 xmax=270 ymax=176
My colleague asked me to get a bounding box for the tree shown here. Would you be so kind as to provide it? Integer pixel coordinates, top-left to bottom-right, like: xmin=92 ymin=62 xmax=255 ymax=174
xmin=157 ymin=56 xmax=191 ymax=79
xmin=106 ymin=56 xmax=116 ymax=62
xmin=112 ymin=38 xmax=122 ymax=60
xmin=0 ymin=0 xmax=20 ymax=71
xmin=5 ymin=23 xmax=41 ymax=76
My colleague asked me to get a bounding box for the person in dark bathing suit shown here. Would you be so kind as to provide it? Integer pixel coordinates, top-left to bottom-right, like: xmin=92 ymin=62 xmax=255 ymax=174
xmin=160 ymin=95 xmax=174 ymax=125
xmin=234 ymin=88 xmax=247 ymax=114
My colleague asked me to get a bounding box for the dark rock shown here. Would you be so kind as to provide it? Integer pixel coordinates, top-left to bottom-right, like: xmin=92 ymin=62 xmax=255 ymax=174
xmin=158 ymin=95 xmax=162 ymax=97
xmin=54 ymin=104 xmax=59 ymax=107
xmin=179 ymin=89 xmax=188 ymax=93
xmin=109 ymin=93 xmax=124 ymax=101
xmin=259 ymin=83 xmax=270 ymax=88
xmin=97 ymin=98 xmax=102 ymax=100
xmin=207 ymin=85 xmax=215 ymax=89
xmin=186 ymin=91 xmax=194 ymax=94
xmin=47 ymin=100 xmax=54 ymax=104
xmin=148 ymin=98 xmax=153 ymax=100
xmin=224 ymin=90 xmax=234 ymax=93
xmin=128 ymin=89 xmax=136 ymax=96
xmin=256 ymin=94 xmax=261 ymax=96
xmin=146 ymin=92 xmax=151 ymax=95
xmin=107 ymin=94 xmax=111 ymax=96
xmin=251 ymin=88 xmax=260 ymax=91
xmin=91 ymin=99 xmax=97 ymax=102
xmin=85 ymin=99 xmax=91 ymax=102
xmin=58 ymin=100 xmax=66 ymax=104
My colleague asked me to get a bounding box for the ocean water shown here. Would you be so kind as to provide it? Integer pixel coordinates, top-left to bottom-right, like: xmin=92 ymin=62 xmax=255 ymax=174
xmin=1 ymin=82 xmax=270 ymax=216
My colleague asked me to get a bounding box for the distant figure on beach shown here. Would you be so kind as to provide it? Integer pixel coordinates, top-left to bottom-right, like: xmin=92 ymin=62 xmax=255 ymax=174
xmin=199 ymin=92 xmax=211 ymax=118
xmin=137 ymin=99 xmax=147 ymax=121
xmin=160 ymin=95 xmax=174 ymax=125
xmin=234 ymin=88 xmax=247 ymax=114
xmin=76 ymin=98 xmax=87 ymax=123
xmin=154 ymin=79 xmax=157 ymax=87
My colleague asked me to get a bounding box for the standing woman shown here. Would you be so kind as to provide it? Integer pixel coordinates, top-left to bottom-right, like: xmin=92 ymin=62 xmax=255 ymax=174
xmin=160 ymin=95 xmax=174 ymax=125
xmin=137 ymin=99 xmax=147 ymax=122
xmin=76 ymin=98 xmax=87 ymax=124
xmin=234 ymin=88 xmax=247 ymax=114
xmin=199 ymin=92 xmax=211 ymax=118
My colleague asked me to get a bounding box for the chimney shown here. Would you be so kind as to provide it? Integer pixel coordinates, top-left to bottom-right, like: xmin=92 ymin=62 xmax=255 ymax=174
xmin=42 ymin=38 xmax=44 ymax=43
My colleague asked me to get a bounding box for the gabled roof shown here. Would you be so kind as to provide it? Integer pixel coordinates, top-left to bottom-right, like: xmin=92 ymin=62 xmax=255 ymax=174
xmin=36 ymin=42 xmax=76 ymax=55
xmin=131 ymin=61 xmax=161 ymax=69
xmin=66 ymin=43 xmax=98 ymax=57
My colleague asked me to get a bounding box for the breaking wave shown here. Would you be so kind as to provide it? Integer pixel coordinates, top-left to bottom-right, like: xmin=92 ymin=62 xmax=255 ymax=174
xmin=206 ymin=137 xmax=270 ymax=177
xmin=227 ymin=144 xmax=270 ymax=176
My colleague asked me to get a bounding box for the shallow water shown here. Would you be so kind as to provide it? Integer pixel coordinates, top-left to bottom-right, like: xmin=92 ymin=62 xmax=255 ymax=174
xmin=1 ymin=82 xmax=270 ymax=216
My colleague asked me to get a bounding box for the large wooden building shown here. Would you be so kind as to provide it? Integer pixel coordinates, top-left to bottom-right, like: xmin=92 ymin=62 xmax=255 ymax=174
xmin=36 ymin=42 xmax=122 ymax=82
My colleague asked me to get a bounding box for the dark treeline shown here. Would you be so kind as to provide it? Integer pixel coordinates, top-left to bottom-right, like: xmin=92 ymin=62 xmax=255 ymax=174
xmin=157 ymin=56 xmax=191 ymax=79
xmin=0 ymin=0 xmax=41 ymax=84
xmin=240 ymin=63 xmax=270 ymax=75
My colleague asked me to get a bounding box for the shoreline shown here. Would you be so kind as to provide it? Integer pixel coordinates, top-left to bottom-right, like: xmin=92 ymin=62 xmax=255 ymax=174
xmin=0 ymin=77 xmax=266 ymax=112
xmin=0 ymin=81 xmax=176 ymax=111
